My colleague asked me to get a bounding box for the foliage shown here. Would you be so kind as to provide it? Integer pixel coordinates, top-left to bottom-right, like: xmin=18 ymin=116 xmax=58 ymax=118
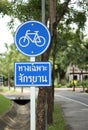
xmin=0 ymin=0 xmax=42 ymax=23
xmin=0 ymin=94 xmax=12 ymax=115
xmin=0 ymin=0 xmax=88 ymax=129
xmin=82 ymin=80 xmax=88 ymax=88
xmin=0 ymin=0 xmax=12 ymax=16
xmin=0 ymin=1 xmax=88 ymax=69
xmin=52 ymin=1 xmax=88 ymax=81
xmin=0 ymin=44 xmax=29 ymax=85
xmin=85 ymin=80 xmax=88 ymax=87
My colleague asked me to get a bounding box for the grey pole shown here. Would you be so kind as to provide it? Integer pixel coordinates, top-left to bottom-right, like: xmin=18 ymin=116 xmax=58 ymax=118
xmin=42 ymin=0 xmax=45 ymax=24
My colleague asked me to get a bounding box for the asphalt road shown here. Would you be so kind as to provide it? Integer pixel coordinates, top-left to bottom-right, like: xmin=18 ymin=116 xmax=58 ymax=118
xmin=55 ymin=89 xmax=88 ymax=130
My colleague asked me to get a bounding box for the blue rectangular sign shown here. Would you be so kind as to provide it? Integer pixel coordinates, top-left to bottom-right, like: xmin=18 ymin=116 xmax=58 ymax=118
xmin=14 ymin=62 xmax=51 ymax=87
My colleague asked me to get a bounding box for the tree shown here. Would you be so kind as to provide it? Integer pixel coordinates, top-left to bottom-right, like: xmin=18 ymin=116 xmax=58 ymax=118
xmin=0 ymin=0 xmax=88 ymax=129
xmin=0 ymin=43 xmax=29 ymax=87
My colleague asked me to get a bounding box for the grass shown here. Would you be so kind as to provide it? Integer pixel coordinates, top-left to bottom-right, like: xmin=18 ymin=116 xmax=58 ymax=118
xmin=0 ymin=94 xmax=12 ymax=115
xmin=48 ymin=104 xmax=66 ymax=130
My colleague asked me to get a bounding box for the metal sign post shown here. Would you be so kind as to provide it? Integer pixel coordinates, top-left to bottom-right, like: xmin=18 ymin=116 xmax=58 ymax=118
xmin=30 ymin=57 xmax=36 ymax=130
xmin=14 ymin=61 xmax=51 ymax=130
xmin=14 ymin=19 xmax=51 ymax=130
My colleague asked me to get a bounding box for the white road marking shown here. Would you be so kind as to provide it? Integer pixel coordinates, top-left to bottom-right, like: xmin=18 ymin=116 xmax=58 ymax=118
xmin=55 ymin=94 xmax=88 ymax=107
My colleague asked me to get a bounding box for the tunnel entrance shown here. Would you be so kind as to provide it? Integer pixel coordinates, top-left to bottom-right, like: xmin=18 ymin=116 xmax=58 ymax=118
xmin=13 ymin=99 xmax=30 ymax=105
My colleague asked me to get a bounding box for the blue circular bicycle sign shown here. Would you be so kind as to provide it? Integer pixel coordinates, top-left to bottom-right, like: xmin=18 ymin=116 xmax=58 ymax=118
xmin=15 ymin=20 xmax=51 ymax=56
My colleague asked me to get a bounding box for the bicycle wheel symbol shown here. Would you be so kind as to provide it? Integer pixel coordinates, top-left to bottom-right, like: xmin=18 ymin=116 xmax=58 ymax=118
xmin=19 ymin=36 xmax=29 ymax=47
xmin=35 ymin=36 xmax=46 ymax=47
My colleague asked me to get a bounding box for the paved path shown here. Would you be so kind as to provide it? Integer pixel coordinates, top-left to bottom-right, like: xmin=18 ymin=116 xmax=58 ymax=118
xmin=55 ymin=90 xmax=88 ymax=130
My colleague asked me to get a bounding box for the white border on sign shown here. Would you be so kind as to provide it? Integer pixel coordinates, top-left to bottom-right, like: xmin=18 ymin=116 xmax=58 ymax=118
xmin=14 ymin=20 xmax=51 ymax=56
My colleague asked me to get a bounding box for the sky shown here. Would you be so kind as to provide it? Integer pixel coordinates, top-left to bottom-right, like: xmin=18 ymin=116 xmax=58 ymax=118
xmin=0 ymin=14 xmax=88 ymax=53
xmin=0 ymin=15 xmax=20 ymax=53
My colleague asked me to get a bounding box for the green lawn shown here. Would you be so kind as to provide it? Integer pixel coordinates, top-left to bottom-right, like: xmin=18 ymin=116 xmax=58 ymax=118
xmin=0 ymin=94 xmax=12 ymax=115
xmin=48 ymin=105 xmax=66 ymax=130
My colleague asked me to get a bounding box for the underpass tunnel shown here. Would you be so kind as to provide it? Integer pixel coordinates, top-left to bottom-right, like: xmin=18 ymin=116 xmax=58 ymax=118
xmin=13 ymin=99 xmax=30 ymax=105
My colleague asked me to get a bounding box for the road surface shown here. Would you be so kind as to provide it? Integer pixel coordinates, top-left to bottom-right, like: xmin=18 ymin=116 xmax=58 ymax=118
xmin=55 ymin=89 xmax=88 ymax=130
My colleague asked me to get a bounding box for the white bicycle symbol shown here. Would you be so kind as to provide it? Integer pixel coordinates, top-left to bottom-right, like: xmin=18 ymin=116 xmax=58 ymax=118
xmin=19 ymin=30 xmax=46 ymax=47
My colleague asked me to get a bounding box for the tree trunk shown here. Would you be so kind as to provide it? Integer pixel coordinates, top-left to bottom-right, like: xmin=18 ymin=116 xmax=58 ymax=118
xmin=36 ymin=0 xmax=71 ymax=129
xmin=36 ymin=29 xmax=52 ymax=128
xmin=36 ymin=88 xmax=46 ymax=130
xmin=47 ymin=0 xmax=56 ymax=125
xmin=47 ymin=87 xmax=53 ymax=124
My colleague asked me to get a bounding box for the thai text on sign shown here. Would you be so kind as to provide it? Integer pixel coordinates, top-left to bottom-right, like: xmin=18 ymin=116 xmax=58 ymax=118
xmin=14 ymin=62 xmax=51 ymax=86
